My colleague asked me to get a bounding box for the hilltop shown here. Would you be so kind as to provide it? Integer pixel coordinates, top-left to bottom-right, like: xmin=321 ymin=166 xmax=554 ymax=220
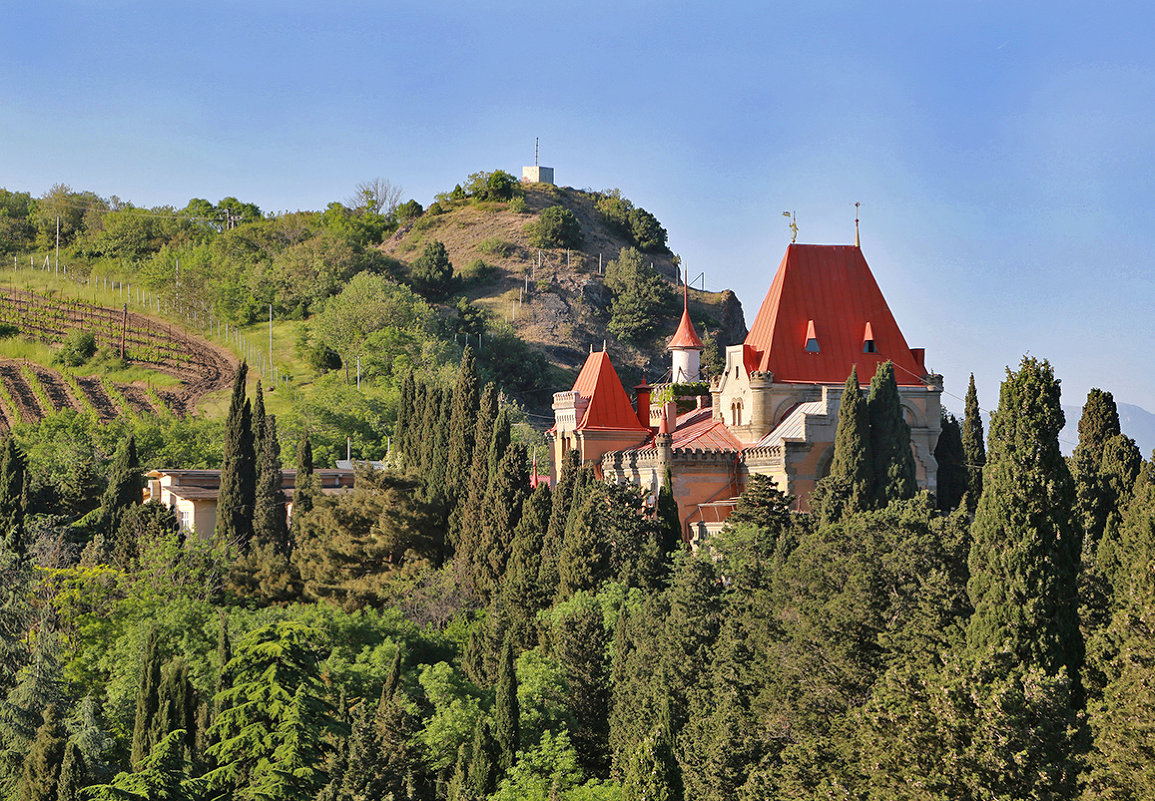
xmin=380 ymin=180 xmax=747 ymax=384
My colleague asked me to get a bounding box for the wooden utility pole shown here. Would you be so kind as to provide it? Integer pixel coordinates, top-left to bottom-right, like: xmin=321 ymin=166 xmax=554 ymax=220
xmin=120 ymin=304 xmax=128 ymax=359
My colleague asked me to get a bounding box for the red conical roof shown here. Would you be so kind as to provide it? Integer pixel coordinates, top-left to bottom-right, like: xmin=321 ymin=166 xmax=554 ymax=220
xmin=666 ymin=278 xmax=703 ymax=350
xmin=743 ymin=244 xmax=927 ymax=385
xmin=571 ymin=350 xmax=650 ymax=431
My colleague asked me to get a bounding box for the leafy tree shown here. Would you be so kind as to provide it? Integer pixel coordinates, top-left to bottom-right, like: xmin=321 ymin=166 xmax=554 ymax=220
xmin=525 ymin=206 xmax=583 ymax=249
xmin=961 ymin=373 xmax=985 ymax=512
xmin=410 ymin=240 xmax=456 ymax=300
xmin=216 ymin=363 xmax=255 ymax=550
xmin=868 ymin=360 xmax=917 ymax=507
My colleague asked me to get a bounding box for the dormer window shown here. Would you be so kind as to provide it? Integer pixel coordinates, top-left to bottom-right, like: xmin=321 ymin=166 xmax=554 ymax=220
xmin=862 ymin=322 xmax=876 ymax=353
xmin=804 ymin=320 xmax=820 ymax=353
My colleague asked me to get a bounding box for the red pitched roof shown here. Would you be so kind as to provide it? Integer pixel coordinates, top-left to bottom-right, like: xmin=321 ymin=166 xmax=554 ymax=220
xmin=571 ymin=350 xmax=650 ymax=431
xmin=743 ymin=244 xmax=927 ymax=385
xmin=627 ymin=407 xmax=743 ymax=453
xmin=667 ymin=283 xmax=703 ymax=350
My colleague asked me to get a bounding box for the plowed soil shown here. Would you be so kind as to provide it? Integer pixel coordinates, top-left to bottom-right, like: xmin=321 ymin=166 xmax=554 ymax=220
xmin=0 ymin=364 xmax=45 ymax=424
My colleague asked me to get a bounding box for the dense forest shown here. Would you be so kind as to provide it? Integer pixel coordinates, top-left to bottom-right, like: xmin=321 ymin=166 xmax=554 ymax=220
xmin=0 ymin=341 xmax=1152 ymax=801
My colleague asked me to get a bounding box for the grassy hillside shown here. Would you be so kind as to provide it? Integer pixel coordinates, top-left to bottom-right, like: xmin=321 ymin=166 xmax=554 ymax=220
xmin=380 ymin=182 xmax=747 ymax=384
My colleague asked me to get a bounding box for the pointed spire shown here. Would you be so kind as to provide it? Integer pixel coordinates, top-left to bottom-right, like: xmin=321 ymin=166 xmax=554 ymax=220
xmin=666 ymin=267 xmax=703 ymax=351
xmin=854 ymin=201 xmax=861 ymax=247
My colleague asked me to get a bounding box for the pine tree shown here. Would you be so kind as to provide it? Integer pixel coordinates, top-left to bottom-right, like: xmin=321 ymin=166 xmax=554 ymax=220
xmin=0 ymin=436 xmax=27 ymax=556
xmin=130 ymin=628 xmax=163 ymax=768
xmin=217 ymin=363 xmax=255 ymax=549
xmin=725 ymin=474 xmax=793 ymax=531
xmin=934 ymin=410 xmax=968 ymax=512
xmin=961 ymin=373 xmax=986 ymax=512
xmin=252 ymin=384 xmax=289 ymax=554
xmin=70 ymin=695 xmax=115 ymax=785
xmin=868 ymin=360 xmax=916 ymax=507
xmin=293 ymin=434 xmax=316 ymax=521
xmin=15 ymin=705 xmax=66 ymax=801
xmin=824 ymin=367 xmax=872 ymax=518
xmin=966 ymin=357 xmax=1079 ymax=676
xmin=493 ymin=636 xmax=520 ymax=779
xmin=55 ymin=741 xmax=87 ymax=801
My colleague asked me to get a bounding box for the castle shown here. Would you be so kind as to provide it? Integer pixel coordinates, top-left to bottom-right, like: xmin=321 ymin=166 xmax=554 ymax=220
xmin=549 ymin=243 xmax=943 ymax=541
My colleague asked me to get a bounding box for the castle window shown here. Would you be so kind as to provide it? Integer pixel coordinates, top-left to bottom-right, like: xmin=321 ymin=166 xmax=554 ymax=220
xmin=730 ymin=400 xmax=743 ymax=426
xmin=804 ymin=319 xmax=820 ymax=353
xmin=862 ymin=322 xmax=876 ymax=353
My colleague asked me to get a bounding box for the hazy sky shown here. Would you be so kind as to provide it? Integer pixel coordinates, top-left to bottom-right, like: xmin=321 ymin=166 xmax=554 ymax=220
xmin=4 ymin=1 xmax=1155 ymax=430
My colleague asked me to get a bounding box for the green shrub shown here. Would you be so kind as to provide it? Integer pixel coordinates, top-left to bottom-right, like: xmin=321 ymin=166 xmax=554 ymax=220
xmin=0 ymin=324 xmax=18 ymax=338
xmin=525 ymin=206 xmax=583 ymax=249
xmin=409 ymin=240 xmax=456 ymax=300
xmin=56 ymin=329 xmax=97 ymax=367
xmin=306 ymin=343 xmax=343 ymax=373
xmin=478 ymin=237 xmax=516 ymax=258
xmin=460 ymin=258 xmax=495 ymax=284
xmin=508 ymin=196 xmax=529 ymax=214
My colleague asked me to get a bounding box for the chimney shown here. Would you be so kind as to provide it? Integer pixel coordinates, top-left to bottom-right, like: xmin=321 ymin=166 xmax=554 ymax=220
xmin=634 ymin=381 xmax=651 ymax=430
xmin=659 ymin=400 xmax=677 ymax=434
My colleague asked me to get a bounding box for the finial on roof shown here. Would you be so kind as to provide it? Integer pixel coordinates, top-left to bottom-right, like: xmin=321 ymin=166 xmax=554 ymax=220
xmin=782 ymin=210 xmax=798 ymax=243
xmin=602 ymin=339 xmax=607 ymax=352
xmin=589 ymin=343 xmax=593 ymax=354
xmin=854 ymin=201 xmax=861 ymax=248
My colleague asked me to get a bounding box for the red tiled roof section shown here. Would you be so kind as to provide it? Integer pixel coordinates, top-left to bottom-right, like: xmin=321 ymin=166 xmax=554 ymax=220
xmin=572 ymin=350 xmax=650 ymax=431
xmin=743 ymin=244 xmax=927 ymax=385
xmin=667 ymin=305 xmax=703 ymax=349
xmin=670 ymin=408 xmax=743 ymax=450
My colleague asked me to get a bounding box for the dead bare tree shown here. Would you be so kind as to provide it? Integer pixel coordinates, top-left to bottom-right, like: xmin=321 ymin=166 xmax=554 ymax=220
xmin=350 ymin=178 xmax=404 ymax=216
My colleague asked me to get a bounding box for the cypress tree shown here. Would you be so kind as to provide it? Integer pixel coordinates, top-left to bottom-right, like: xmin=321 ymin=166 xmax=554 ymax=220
xmin=493 ymin=635 xmax=520 ymax=779
xmin=446 ymin=346 xmax=480 ymax=499
xmin=656 ymin=467 xmax=683 ymax=556
xmin=967 ymin=357 xmax=1079 ymax=675
xmin=97 ymin=434 xmax=140 ymax=536
xmin=446 ymin=742 xmax=469 ymax=801
xmin=478 ymin=444 xmax=530 ymax=599
xmin=55 ymin=741 xmax=87 ymax=801
xmin=1072 ymin=388 xmax=1122 ymax=553
xmin=155 ymin=657 xmax=196 ymax=763
xmin=130 ymin=628 xmax=163 ymax=768
xmin=540 ymin=450 xmax=581 ymax=590
xmin=496 ymin=482 xmax=553 ymax=647
xmin=397 ymin=368 xmax=416 ymax=462
xmin=0 ymin=436 xmax=27 ymax=556
xmin=557 ymin=486 xmax=613 ymax=600
xmin=15 ymin=705 xmax=66 ymax=801
xmin=464 ymin=718 xmax=497 ymax=800
xmin=293 ymin=434 xmax=316 ymax=520
xmin=961 ymin=373 xmax=986 ymax=512
xmin=867 ymin=360 xmax=916 ymax=507
xmin=548 ymin=595 xmax=611 ymax=777
xmin=409 ymin=380 xmax=429 ymax=468
xmin=433 ymin=384 xmax=455 ymax=481
xmin=417 ymin=384 xmax=441 ymax=477
xmin=452 ymin=382 xmax=499 ymax=556
xmin=622 ymin=693 xmax=683 ymax=801
xmin=824 ymin=366 xmax=871 ymax=517
xmin=252 ymin=384 xmax=289 ymax=554
xmin=934 ymin=410 xmax=968 ymax=512
xmin=217 ymin=363 xmax=255 ymax=549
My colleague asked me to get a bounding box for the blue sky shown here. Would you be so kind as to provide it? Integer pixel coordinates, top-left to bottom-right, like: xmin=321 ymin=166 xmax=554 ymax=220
xmin=4 ymin=1 xmax=1155 ymax=434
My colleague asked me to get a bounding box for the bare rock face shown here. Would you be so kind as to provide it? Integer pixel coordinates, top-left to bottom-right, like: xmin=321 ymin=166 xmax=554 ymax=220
xmin=714 ymin=290 xmax=748 ymax=347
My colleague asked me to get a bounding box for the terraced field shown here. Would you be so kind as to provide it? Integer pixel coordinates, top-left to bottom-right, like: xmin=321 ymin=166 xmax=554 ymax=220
xmin=0 ymin=289 xmax=238 ymax=427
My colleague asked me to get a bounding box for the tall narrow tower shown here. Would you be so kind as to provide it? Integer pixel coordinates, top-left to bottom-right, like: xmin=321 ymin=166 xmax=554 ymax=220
xmin=667 ymin=270 xmax=703 ymax=382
